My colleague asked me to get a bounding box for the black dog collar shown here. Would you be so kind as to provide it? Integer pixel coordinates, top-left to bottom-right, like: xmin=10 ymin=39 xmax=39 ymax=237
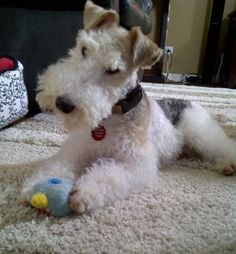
xmin=112 ymin=84 xmax=144 ymax=114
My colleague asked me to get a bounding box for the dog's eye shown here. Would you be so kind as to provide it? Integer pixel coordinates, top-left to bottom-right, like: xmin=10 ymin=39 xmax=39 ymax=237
xmin=81 ymin=47 xmax=87 ymax=57
xmin=105 ymin=68 xmax=120 ymax=75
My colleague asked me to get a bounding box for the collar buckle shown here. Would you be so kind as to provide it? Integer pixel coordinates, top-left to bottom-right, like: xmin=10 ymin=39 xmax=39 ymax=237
xmin=112 ymin=84 xmax=144 ymax=115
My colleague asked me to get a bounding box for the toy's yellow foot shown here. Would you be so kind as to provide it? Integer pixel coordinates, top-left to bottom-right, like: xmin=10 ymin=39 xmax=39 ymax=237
xmin=31 ymin=193 xmax=48 ymax=209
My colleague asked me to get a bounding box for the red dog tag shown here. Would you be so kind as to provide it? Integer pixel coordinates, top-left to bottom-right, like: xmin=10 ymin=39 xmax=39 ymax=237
xmin=91 ymin=125 xmax=106 ymax=141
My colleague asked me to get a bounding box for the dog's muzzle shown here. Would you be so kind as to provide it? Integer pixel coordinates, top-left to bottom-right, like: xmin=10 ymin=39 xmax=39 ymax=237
xmin=55 ymin=96 xmax=75 ymax=114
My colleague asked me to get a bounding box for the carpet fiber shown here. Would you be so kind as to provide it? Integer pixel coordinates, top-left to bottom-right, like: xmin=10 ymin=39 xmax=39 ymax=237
xmin=1 ymin=83 xmax=236 ymax=254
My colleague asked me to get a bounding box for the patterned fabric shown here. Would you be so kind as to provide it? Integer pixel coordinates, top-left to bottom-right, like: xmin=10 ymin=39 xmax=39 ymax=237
xmin=0 ymin=59 xmax=28 ymax=129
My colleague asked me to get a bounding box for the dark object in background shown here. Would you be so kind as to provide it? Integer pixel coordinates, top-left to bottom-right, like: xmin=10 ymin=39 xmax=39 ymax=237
xmin=221 ymin=10 xmax=236 ymax=88
xmin=0 ymin=0 xmax=153 ymax=115
xmin=120 ymin=0 xmax=153 ymax=34
xmin=201 ymin=0 xmax=225 ymax=84
xmin=185 ymin=76 xmax=201 ymax=84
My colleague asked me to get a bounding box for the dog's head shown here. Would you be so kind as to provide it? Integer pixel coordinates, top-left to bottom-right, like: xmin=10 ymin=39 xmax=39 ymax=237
xmin=36 ymin=1 xmax=162 ymax=130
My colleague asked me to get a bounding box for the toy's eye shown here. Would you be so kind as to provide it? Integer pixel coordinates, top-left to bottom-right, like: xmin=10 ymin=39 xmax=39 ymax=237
xmin=105 ymin=68 xmax=120 ymax=75
xmin=81 ymin=47 xmax=87 ymax=57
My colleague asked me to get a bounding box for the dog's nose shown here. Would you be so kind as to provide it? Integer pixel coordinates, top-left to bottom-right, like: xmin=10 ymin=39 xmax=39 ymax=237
xmin=55 ymin=96 xmax=75 ymax=113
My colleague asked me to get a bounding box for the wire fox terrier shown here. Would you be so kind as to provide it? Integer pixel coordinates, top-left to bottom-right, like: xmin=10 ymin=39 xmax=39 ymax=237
xmin=22 ymin=1 xmax=236 ymax=214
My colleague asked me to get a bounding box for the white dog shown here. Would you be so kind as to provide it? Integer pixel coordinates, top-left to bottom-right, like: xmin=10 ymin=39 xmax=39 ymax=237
xmin=22 ymin=1 xmax=236 ymax=214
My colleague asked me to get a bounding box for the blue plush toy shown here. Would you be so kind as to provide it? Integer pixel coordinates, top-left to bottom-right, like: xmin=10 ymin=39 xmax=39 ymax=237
xmin=30 ymin=178 xmax=73 ymax=217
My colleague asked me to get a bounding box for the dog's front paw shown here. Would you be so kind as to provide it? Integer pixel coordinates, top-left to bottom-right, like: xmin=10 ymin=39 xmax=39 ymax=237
xmin=69 ymin=188 xmax=87 ymax=214
xmin=221 ymin=164 xmax=236 ymax=176
xmin=216 ymin=159 xmax=236 ymax=176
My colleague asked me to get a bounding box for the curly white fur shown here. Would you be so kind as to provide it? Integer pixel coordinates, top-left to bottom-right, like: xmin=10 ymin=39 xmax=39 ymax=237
xmin=22 ymin=1 xmax=236 ymax=214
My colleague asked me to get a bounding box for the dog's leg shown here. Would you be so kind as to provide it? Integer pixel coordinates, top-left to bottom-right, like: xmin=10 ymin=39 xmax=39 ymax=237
xmin=69 ymin=157 xmax=158 ymax=214
xmin=21 ymin=135 xmax=91 ymax=199
xmin=21 ymin=154 xmax=76 ymax=200
xmin=178 ymin=102 xmax=236 ymax=175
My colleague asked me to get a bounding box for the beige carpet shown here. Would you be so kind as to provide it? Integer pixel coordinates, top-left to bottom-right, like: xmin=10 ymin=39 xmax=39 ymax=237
xmin=0 ymin=83 xmax=236 ymax=254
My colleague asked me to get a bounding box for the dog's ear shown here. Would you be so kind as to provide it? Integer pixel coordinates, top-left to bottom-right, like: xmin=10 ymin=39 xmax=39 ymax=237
xmin=130 ymin=27 xmax=163 ymax=69
xmin=84 ymin=1 xmax=119 ymax=30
